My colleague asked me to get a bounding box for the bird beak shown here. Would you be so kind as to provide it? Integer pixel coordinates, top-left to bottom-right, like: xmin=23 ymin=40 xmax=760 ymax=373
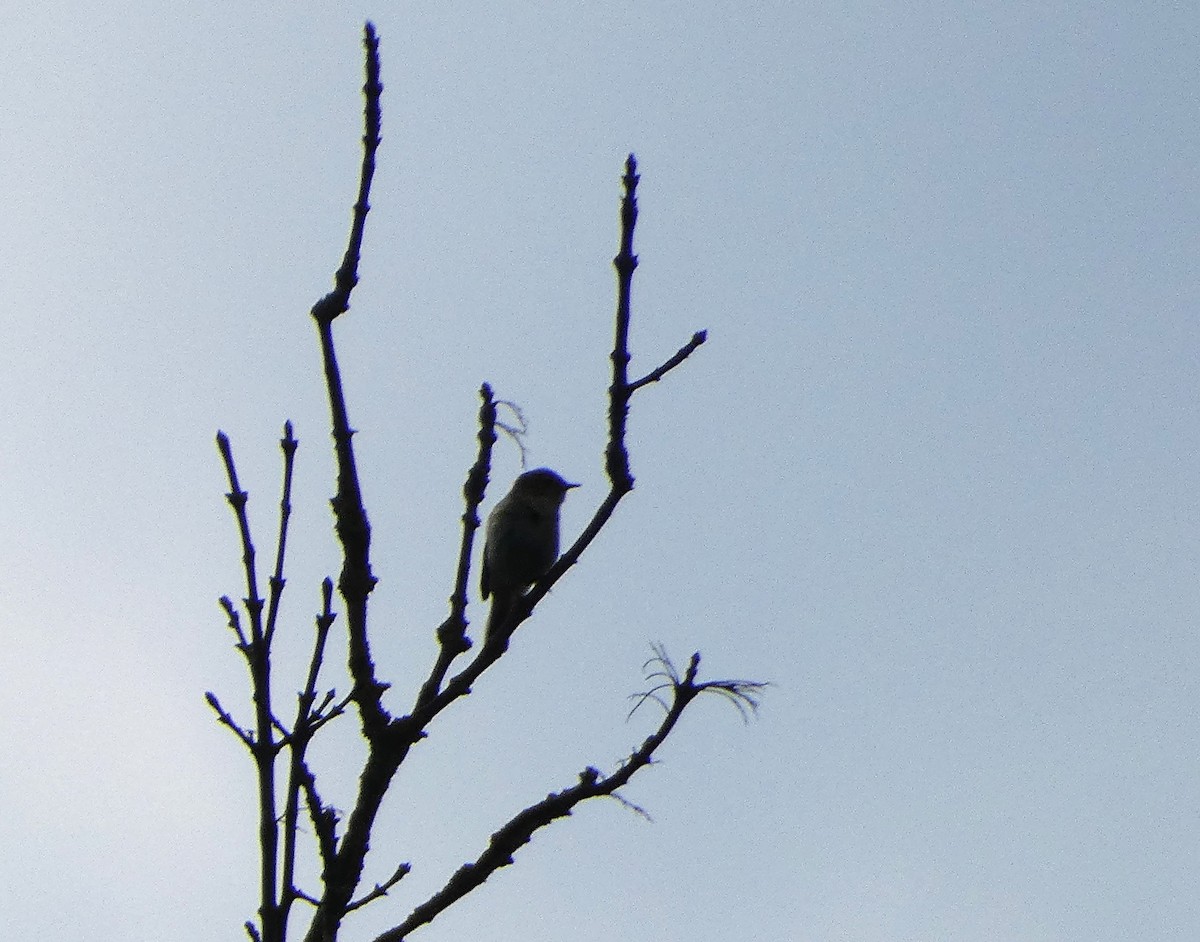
xmin=566 ymin=481 xmax=581 ymax=489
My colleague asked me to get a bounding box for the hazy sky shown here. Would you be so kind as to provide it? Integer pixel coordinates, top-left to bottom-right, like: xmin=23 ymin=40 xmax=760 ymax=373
xmin=1 ymin=3 xmax=1197 ymax=941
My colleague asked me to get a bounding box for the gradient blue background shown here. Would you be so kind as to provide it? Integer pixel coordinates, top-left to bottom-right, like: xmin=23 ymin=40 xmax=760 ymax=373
xmin=0 ymin=3 xmax=1196 ymax=940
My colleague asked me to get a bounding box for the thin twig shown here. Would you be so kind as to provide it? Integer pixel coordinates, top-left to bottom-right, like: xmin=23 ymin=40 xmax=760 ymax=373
xmin=628 ymin=330 xmax=708 ymax=391
xmin=264 ymin=422 xmax=299 ymax=647
xmin=216 ymin=432 xmax=266 ymax=642
xmin=206 ymin=692 xmax=255 ymax=749
xmin=347 ymin=864 xmax=412 ymax=912
xmin=492 ymin=399 xmax=530 ymax=468
xmin=218 ymin=597 xmax=250 ymax=652
xmin=312 ymin=24 xmax=382 ymax=325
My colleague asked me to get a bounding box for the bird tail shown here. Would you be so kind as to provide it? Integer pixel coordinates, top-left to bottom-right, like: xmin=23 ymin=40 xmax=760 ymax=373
xmin=485 ymin=589 xmax=517 ymax=644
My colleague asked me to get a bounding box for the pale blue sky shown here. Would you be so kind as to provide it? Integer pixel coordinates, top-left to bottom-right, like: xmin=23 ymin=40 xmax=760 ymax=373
xmin=0 ymin=3 xmax=1197 ymax=941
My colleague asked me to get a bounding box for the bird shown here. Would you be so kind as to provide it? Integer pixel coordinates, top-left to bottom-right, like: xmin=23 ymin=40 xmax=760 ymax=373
xmin=481 ymin=467 xmax=579 ymax=642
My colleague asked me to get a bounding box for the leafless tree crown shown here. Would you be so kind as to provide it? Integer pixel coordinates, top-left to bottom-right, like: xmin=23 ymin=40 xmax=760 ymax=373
xmin=208 ymin=22 xmax=764 ymax=942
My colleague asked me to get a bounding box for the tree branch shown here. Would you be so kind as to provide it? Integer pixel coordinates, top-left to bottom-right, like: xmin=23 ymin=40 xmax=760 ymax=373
xmin=302 ymin=24 xmax=395 ymax=942
xmin=478 ymin=154 xmax=707 ymax=651
xmin=347 ymin=864 xmax=412 ymax=913
xmin=280 ymin=579 xmax=340 ymax=925
xmin=628 ymin=330 xmax=708 ymax=391
xmin=311 ymin=23 xmax=382 ymax=326
xmin=219 ymin=595 xmax=251 ymax=653
xmin=310 ymin=22 xmax=388 ymax=740
xmin=264 ymin=422 xmax=299 ymax=647
xmin=419 ymin=383 xmax=497 ymax=706
xmin=205 ymin=691 xmax=255 ymax=749
xmin=216 ymin=432 xmax=266 ymax=644
xmin=216 ymin=430 xmax=284 ymax=942
xmin=372 ymin=648 xmax=762 ymax=942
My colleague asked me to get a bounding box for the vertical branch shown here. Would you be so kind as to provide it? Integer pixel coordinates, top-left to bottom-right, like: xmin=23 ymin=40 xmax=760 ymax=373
xmin=606 ymin=154 xmax=639 ymax=494
xmin=315 ymin=22 xmax=382 ymax=321
xmin=419 ymin=384 xmax=498 ymax=705
xmin=311 ymin=22 xmax=389 ymax=734
xmin=218 ymin=433 xmax=266 ymax=637
xmin=302 ymin=23 xmax=398 ymax=942
xmin=313 ymin=315 xmax=384 ymax=725
xmin=217 ymin=432 xmax=282 ymax=942
xmin=265 ymin=422 xmax=299 ymax=646
xmin=279 ymin=579 xmax=340 ymax=930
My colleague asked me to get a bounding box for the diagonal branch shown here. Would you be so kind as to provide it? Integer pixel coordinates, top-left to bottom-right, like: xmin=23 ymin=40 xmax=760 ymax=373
xmin=206 ymin=692 xmax=254 ymax=749
xmin=300 ymin=759 xmax=340 ymax=872
xmin=347 ymin=864 xmax=412 ymax=913
xmin=219 ymin=595 xmax=251 ymax=653
xmin=628 ymin=330 xmax=708 ymax=391
xmin=372 ymin=650 xmax=761 ymax=942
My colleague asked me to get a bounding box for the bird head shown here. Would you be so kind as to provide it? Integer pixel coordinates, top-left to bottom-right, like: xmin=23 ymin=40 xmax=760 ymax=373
xmin=512 ymin=468 xmax=579 ymax=505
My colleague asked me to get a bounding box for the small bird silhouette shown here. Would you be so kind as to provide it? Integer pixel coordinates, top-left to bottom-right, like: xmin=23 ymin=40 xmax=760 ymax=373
xmin=481 ymin=468 xmax=579 ymax=641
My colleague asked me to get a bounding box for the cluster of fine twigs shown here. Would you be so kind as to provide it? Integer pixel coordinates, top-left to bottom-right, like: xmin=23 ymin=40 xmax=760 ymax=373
xmin=207 ymin=22 xmax=764 ymax=942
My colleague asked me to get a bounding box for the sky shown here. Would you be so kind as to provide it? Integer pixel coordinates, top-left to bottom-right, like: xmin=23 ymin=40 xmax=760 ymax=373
xmin=0 ymin=2 xmax=1197 ymax=941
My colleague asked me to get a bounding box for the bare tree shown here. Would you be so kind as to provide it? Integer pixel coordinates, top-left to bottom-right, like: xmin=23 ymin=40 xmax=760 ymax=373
xmin=208 ymin=23 xmax=764 ymax=942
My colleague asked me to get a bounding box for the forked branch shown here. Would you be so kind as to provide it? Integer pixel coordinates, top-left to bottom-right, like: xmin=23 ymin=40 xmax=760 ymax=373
xmin=214 ymin=21 xmax=755 ymax=942
xmin=372 ymin=649 xmax=763 ymax=942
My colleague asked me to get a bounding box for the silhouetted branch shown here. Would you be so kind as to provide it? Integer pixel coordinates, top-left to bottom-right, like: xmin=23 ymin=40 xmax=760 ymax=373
xmin=629 ymin=330 xmax=708 ymax=391
xmin=487 ymin=154 xmax=708 ymax=646
xmin=219 ymin=595 xmax=251 ymax=652
xmin=373 ymin=648 xmax=757 ymax=942
xmin=280 ymin=579 xmax=340 ymax=925
xmin=420 ymin=383 xmax=498 ymax=705
xmin=300 ymin=760 xmax=339 ymax=870
xmin=311 ymin=24 xmax=388 ymax=740
xmin=301 ymin=25 xmax=397 ymax=942
xmin=265 ymin=422 xmax=299 ymax=646
xmin=347 ymin=864 xmax=412 ymax=913
xmin=217 ymin=431 xmax=266 ymax=644
xmin=605 ymin=154 xmax=640 ymax=495
xmin=206 ymin=691 xmax=254 ymax=749
xmin=311 ymin=23 xmax=382 ymax=326
xmin=216 ymin=430 xmax=285 ymax=942
xmin=214 ymin=24 xmax=752 ymax=942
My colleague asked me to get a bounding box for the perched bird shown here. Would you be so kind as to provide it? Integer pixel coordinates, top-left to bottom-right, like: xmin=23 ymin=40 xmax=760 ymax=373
xmin=481 ymin=467 xmax=579 ymax=641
